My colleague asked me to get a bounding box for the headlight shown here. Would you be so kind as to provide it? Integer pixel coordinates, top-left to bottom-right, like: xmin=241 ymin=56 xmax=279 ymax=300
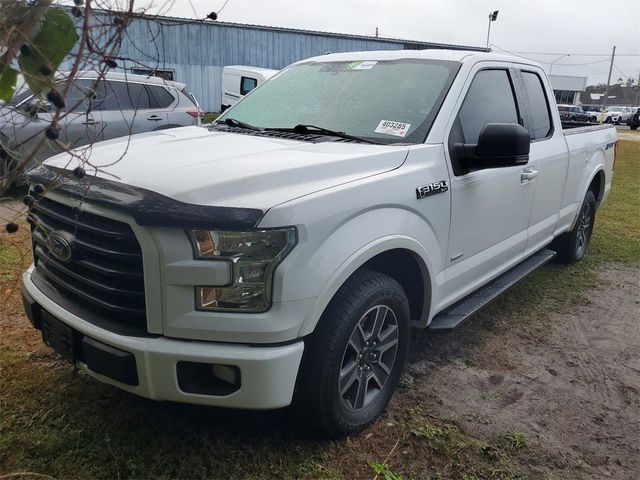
xmin=189 ymin=228 xmax=297 ymax=312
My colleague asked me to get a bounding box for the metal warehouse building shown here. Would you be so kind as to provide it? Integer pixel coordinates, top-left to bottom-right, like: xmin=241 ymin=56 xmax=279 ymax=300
xmin=64 ymin=11 xmax=483 ymax=112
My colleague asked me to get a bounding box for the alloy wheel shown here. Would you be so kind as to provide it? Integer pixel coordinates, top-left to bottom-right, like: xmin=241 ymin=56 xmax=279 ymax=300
xmin=338 ymin=305 xmax=399 ymax=411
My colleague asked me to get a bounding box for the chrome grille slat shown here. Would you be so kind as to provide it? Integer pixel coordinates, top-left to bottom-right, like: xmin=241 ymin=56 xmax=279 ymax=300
xmin=29 ymin=195 xmax=147 ymax=334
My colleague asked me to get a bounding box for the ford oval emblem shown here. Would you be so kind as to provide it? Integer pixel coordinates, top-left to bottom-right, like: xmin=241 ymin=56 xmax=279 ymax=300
xmin=46 ymin=231 xmax=74 ymax=262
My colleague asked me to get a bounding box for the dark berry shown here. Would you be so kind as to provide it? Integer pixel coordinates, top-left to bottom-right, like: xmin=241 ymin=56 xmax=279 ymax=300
xmin=113 ymin=16 xmax=123 ymax=26
xmin=207 ymin=12 xmax=218 ymax=20
xmin=23 ymin=195 xmax=35 ymax=206
xmin=46 ymin=90 xmax=65 ymax=109
xmin=71 ymin=6 xmax=82 ymax=17
xmin=74 ymin=0 xmax=83 ymax=4
xmin=104 ymin=58 xmax=117 ymax=69
xmin=5 ymin=223 xmax=19 ymax=234
xmin=73 ymin=166 xmax=86 ymax=179
xmin=33 ymin=184 xmax=45 ymax=194
xmin=45 ymin=126 xmax=60 ymax=141
xmin=20 ymin=44 xmax=31 ymax=56
xmin=39 ymin=65 xmax=53 ymax=76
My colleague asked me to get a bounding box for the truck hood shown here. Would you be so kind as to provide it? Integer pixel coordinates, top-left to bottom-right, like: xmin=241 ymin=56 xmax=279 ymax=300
xmin=45 ymin=126 xmax=409 ymax=210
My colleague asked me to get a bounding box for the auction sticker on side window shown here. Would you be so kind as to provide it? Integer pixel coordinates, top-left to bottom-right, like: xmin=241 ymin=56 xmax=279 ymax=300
xmin=374 ymin=120 xmax=411 ymax=138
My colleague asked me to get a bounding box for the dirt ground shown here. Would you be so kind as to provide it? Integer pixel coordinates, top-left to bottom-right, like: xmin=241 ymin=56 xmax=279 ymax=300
xmin=393 ymin=264 xmax=640 ymax=479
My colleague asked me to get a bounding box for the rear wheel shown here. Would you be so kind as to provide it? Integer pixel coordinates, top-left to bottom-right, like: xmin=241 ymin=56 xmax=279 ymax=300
xmin=295 ymin=270 xmax=410 ymax=437
xmin=553 ymin=190 xmax=597 ymax=264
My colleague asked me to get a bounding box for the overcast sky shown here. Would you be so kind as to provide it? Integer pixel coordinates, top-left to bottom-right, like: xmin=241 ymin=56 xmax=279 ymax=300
xmin=143 ymin=0 xmax=640 ymax=85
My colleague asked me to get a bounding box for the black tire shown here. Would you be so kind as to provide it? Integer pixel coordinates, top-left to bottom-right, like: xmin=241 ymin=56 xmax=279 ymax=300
xmin=631 ymin=125 xmax=638 ymax=131
xmin=294 ymin=269 xmax=410 ymax=437
xmin=553 ymin=190 xmax=597 ymax=264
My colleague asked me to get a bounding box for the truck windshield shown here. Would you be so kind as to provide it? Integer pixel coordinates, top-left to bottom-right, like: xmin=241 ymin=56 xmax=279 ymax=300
xmin=217 ymin=59 xmax=460 ymax=144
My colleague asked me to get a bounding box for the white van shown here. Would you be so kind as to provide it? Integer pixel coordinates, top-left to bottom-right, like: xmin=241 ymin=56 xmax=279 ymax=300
xmin=220 ymin=65 xmax=277 ymax=112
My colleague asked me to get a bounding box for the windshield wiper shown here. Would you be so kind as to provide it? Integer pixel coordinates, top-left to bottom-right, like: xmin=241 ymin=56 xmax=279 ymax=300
xmin=267 ymin=124 xmax=380 ymax=144
xmin=215 ymin=117 xmax=263 ymax=131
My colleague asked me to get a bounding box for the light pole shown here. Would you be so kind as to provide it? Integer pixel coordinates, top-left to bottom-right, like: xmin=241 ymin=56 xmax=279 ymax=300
xmin=486 ymin=10 xmax=499 ymax=50
xmin=549 ymin=54 xmax=570 ymax=75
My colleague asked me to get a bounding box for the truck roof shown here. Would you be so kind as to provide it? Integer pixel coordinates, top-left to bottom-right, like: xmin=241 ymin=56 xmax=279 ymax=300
xmin=300 ymin=49 xmax=543 ymax=69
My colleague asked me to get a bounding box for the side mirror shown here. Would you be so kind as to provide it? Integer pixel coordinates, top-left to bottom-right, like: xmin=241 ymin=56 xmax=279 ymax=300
xmin=455 ymin=123 xmax=530 ymax=172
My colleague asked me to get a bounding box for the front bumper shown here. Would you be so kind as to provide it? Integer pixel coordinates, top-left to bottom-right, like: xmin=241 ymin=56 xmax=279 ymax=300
xmin=23 ymin=268 xmax=304 ymax=409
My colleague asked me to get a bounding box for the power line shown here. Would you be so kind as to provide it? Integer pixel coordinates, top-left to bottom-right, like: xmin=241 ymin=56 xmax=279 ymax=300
xmin=509 ymin=50 xmax=640 ymax=57
xmin=490 ymin=44 xmax=616 ymax=67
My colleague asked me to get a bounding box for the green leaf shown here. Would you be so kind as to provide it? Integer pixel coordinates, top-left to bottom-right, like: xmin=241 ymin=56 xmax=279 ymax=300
xmin=18 ymin=8 xmax=78 ymax=96
xmin=0 ymin=67 xmax=18 ymax=102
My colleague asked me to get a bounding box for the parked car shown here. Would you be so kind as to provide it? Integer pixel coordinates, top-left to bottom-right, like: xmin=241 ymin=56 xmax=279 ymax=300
xmin=22 ymin=50 xmax=615 ymax=437
xmin=604 ymin=106 xmax=634 ymax=124
xmin=0 ymin=71 xmax=202 ymax=190
xmin=557 ymin=104 xmax=590 ymax=122
xmin=220 ymin=65 xmax=278 ymax=112
xmin=582 ymin=105 xmax=602 ymax=122
xmin=626 ymin=107 xmax=639 ymax=130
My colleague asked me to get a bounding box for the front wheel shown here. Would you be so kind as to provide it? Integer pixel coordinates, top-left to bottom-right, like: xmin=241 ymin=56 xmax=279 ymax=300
xmin=294 ymin=270 xmax=410 ymax=437
xmin=553 ymin=190 xmax=597 ymax=264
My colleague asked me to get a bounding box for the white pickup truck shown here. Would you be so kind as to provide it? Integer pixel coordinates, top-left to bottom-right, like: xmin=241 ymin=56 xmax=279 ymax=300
xmin=22 ymin=50 xmax=616 ymax=437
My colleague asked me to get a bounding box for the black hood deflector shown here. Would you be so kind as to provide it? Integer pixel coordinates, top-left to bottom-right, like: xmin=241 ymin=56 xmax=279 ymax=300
xmin=27 ymin=165 xmax=264 ymax=230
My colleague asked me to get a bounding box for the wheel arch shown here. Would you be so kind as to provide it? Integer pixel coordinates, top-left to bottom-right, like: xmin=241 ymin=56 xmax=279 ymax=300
xmin=588 ymin=169 xmax=606 ymax=207
xmin=297 ymin=236 xmax=436 ymax=338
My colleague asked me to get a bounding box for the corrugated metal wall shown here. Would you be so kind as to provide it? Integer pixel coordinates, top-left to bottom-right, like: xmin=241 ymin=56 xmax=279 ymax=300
xmin=62 ymin=13 xmax=478 ymax=111
xmin=116 ymin=18 xmax=404 ymax=111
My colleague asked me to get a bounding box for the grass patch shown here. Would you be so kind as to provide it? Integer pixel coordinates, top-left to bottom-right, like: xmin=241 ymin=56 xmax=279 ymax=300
xmin=201 ymin=112 xmax=219 ymax=124
xmin=507 ymin=432 xmax=526 ymax=450
xmin=369 ymin=461 xmax=404 ymax=480
xmin=616 ymin=126 xmax=640 ymax=135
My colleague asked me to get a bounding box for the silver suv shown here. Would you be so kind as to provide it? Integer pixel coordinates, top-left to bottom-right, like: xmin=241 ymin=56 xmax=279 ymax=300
xmin=1 ymin=71 xmax=202 ymax=189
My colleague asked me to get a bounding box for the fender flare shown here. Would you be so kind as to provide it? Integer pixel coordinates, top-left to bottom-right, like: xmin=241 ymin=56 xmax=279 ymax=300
xmin=297 ymin=235 xmax=437 ymax=337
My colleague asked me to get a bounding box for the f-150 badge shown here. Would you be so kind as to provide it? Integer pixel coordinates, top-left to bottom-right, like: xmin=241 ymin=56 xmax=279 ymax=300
xmin=416 ymin=180 xmax=448 ymax=199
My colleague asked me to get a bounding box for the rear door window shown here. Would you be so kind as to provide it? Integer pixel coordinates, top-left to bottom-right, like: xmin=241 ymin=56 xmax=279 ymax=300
xmin=240 ymin=76 xmax=258 ymax=96
xmin=520 ymin=71 xmax=552 ymax=140
xmin=95 ymin=81 xmax=152 ymax=110
xmin=147 ymin=85 xmax=175 ymax=108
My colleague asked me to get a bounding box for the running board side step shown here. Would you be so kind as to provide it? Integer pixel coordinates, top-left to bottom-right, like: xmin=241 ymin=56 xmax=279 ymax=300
xmin=428 ymin=249 xmax=556 ymax=332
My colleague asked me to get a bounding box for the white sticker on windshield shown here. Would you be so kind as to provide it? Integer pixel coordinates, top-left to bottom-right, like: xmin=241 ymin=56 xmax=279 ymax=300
xmin=349 ymin=61 xmax=377 ymax=70
xmin=374 ymin=120 xmax=411 ymax=138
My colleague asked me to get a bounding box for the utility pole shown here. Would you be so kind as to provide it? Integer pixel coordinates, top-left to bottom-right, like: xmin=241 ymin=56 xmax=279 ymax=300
xmin=375 ymin=27 xmax=379 ymax=38
xmin=486 ymin=11 xmax=499 ymax=50
xmin=601 ymin=45 xmax=616 ymax=122
xmin=635 ymin=69 xmax=640 ymax=106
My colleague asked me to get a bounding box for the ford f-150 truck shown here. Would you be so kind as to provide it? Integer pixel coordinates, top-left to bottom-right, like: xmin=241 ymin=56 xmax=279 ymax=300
xmin=21 ymin=50 xmax=616 ymax=437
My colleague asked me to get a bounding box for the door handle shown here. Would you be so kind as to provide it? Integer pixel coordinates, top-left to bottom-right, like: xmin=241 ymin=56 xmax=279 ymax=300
xmin=82 ymin=119 xmax=100 ymax=125
xmin=521 ymin=168 xmax=539 ymax=183
xmin=147 ymin=115 xmax=163 ymax=121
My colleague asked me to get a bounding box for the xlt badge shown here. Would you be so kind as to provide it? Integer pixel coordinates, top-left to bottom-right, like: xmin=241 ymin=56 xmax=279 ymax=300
xmin=416 ymin=180 xmax=448 ymax=199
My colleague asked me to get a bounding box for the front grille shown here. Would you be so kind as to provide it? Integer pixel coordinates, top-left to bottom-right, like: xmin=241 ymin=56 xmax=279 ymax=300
xmin=28 ymin=195 xmax=148 ymax=335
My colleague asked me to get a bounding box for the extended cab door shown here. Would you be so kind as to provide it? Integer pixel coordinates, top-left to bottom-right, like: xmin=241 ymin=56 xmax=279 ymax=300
xmin=443 ymin=67 xmax=536 ymax=301
xmin=514 ymin=69 xmax=568 ymax=256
